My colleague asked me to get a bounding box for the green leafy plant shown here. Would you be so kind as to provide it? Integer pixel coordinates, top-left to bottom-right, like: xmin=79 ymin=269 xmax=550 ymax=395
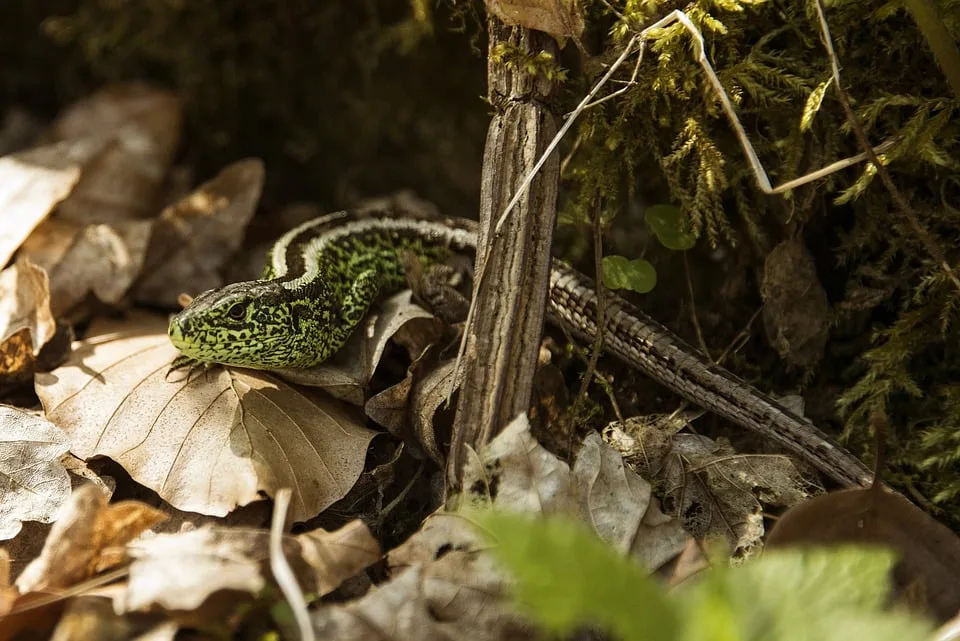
xmin=602 ymin=255 xmax=658 ymax=294
xmin=475 ymin=511 xmax=934 ymax=641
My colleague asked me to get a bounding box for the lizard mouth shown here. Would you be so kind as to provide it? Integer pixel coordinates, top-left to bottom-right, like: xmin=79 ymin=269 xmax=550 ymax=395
xmin=167 ymin=312 xmax=292 ymax=369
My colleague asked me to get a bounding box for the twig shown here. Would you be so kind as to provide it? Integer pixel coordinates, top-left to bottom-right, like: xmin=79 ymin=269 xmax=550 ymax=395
xmin=576 ymin=196 xmax=607 ymax=400
xmin=682 ymin=251 xmax=712 ymax=359
xmin=812 ymin=0 xmax=960 ymax=293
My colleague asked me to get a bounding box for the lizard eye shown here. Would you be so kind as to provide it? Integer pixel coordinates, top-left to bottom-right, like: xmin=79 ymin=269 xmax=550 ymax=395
xmin=227 ymin=303 xmax=246 ymax=320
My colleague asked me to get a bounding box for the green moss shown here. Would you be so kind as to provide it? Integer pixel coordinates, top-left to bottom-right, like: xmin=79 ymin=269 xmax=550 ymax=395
xmin=561 ymin=0 xmax=960 ymax=521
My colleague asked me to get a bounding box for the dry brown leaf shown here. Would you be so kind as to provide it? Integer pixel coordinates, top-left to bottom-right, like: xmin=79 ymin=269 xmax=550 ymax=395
xmin=296 ymin=520 xmax=380 ymax=596
xmin=118 ymin=526 xmax=313 ymax=614
xmin=15 ymin=484 xmax=165 ymax=593
xmin=35 ymin=314 xmax=377 ymax=521
xmin=662 ymin=433 xmax=813 ymax=557
xmin=462 ymin=413 xmax=577 ymax=515
xmin=605 ymin=415 xmax=814 ymax=558
xmin=48 ymin=595 xmax=168 ymax=641
xmin=312 ymin=559 xmax=527 ymax=641
xmin=761 ymin=237 xmax=830 ymax=368
xmin=0 ymin=407 xmax=71 ymax=540
xmin=43 ymin=221 xmax=153 ymax=317
xmin=19 ymin=217 xmax=84 ymax=274
xmin=573 ymin=432 xmax=690 ymax=570
xmin=279 ymin=290 xmax=440 ymax=404
xmin=0 ymin=258 xmax=55 ymax=357
xmin=0 ymin=138 xmax=103 ymax=266
xmin=388 ymin=511 xmax=486 ymax=572
xmin=134 ymin=159 xmax=264 ymax=308
xmin=485 ymin=0 xmax=584 ymax=41
xmin=41 ymin=84 xmax=182 ymax=226
xmin=365 ymin=346 xmax=455 ymax=462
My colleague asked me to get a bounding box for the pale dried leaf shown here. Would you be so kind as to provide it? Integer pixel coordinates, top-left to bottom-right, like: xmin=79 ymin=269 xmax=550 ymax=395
xmin=312 ymin=560 xmax=526 ymax=641
xmin=120 ymin=527 xmax=263 ymax=613
xmin=601 ymin=412 xmax=697 ymax=477
xmin=0 ymin=259 xmax=55 ymax=354
xmin=35 ymin=315 xmax=377 ymax=521
xmin=486 ymin=0 xmax=584 ymax=40
xmin=135 ymin=159 xmax=264 ymax=308
xmin=573 ymin=432 xmax=689 ymax=570
xmin=388 ymin=512 xmax=485 ymax=572
xmin=119 ymin=526 xmax=313 ymax=613
xmin=16 ymin=485 xmax=165 ymax=592
xmin=43 ymin=221 xmax=153 ymax=316
xmin=19 ymin=217 xmax=84 ymax=275
xmin=365 ymin=347 xmax=454 ymax=462
xmin=462 ymin=413 xmax=577 ymax=516
xmin=0 ymin=138 xmax=102 ymax=266
xmin=278 ymin=290 xmax=439 ymax=403
xmin=43 ymin=84 xmax=182 ymax=226
xmin=296 ymin=520 xmax=380 ymax=596
xmin=0 ymin=407 xmax=70 ymax=540
xmin=662 ymin=433 xmax=813 ymax=557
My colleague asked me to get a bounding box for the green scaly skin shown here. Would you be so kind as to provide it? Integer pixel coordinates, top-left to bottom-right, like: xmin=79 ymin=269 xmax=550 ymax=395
xmin=168 ymin=209 xmax=876 ymax=489
xmin=168 ymin=209 xmax=475 ymax=369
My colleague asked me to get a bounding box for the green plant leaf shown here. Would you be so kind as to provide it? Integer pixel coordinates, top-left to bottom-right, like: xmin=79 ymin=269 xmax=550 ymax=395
xmin=645 ymin=204 xmax=697 ymax=251
xmin=679 ymin=547 xmax=933 ymax=641
xmin=474 ymin=511 xmax=679 ymax=641
xmin=602 ymin=255 xmax=657 ymax=293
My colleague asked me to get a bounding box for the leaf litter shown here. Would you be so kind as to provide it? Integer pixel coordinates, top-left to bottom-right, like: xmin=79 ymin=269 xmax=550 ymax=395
xmin=0 ymin=81 xmax=956 ymax=639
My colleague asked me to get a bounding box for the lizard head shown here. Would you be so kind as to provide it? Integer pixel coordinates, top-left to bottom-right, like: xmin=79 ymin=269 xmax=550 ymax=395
xmin=168 ymin=280 xmax=314 ymax=369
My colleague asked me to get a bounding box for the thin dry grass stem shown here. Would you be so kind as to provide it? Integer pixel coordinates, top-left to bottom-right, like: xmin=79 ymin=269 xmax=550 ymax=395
xmin=270 ymin=488 xmax=314 ymax=641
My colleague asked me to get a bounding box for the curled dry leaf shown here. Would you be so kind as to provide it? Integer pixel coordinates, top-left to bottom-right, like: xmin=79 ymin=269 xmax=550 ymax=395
xmin=365 ymin=346 xmax=456 ymax=463
xmin=15 ymin=484 xmax=165 ymax=593
xmin=486 ymin=0 xmax=585 ymax=41
xmin=388 ymin=511 xmax=486 ymax=572
xmin=40 ymin=221 xmax=153 ymax=317
xmin=279 ymin=290 xmax=440 ymax=404
xmin=761 ymin=237 xmax=830 ymax=368
xmin=296 ymin=520 xmax=381 ymax=596
xmin=0 ymin=138 xmax=102 ymax=266
xmin=119 ymin=526 xmax=301 ymax=613
xmin=459 ymin=414 xmax=689 ymax=570
xmin=312 ymin=558 xmax=525 ymax=641
xmin=35 ymin=314 xmax=377 ymax=521
xmin=573 ymin=432 xmax=690 ymax=570
xmin=0 ymin=259 xmax=55 ymax=357
xmin=119 ymin=525 xmax=363 ymax=616
xmin=462 ymin=413 xmax=577 ymax=515
xmin=0 ymin=406 xmax=71 ymax=540
xmin=135 ymin=159 xmax=264 ymax=308
xmin=41 ymin=83 xmax=182 ymax=226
